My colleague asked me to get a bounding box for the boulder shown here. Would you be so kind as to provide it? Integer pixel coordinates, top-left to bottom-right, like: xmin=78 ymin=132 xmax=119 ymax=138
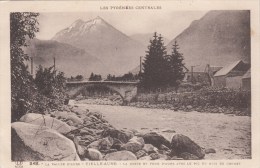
xmin=87 ymin=140 xmax=100 ymax=150
xmin=87 ymin=111 xmax=103 ymax=119
xmin=143 ymin=144 xmax=158 ymax=154
xmin=86 ymin=148 xmax=103 ymax=160
xmin=19 ymin=113 xmax=71 ymax=134
xmin=102 ymin=128 xmax=133 ymax=143
xmin=171 ymin=134 xmax=205 ymax=159
xmin=87 ymin=137 xmax=113 ymax=150
xmin=122 ymin=141 xmax=143 ymax=153
xmin=11 ymin=122 xmax=80 ymax=161
xmin=104 ymin=151 xmax=137 ymax=160
xmin=68 ymin=100 xmax=75 ymax=106
xmin=187 ymin=105 xmax=193 ymax=110
xmin=142 ymin=132 xmax=171 ymax=148
xmin=180 ymin=152 xmax=200 ymax=160
xmin=99 ymin=137 xmax=114 ymax=150
xmin=66 ymin=120 xmax=74 ymax=126
xmin=51 ymin=111 xmax=70 ymax=120
xmin=129 ymin=136 xmax=145 ymax=146
xmin=73 ymin=136 xmax=85 ymax=157
xmin=138 ymin=156 xmax=152 ymax=160
xmin=81 ymin=135 xmax=96 ymax=142
xmin=149 ymin=153 xmax=160 ymax=160
xmin=61 ymin=105 xmax=71 ymax=112
xmin=83 ymin=116 xmax=92 ymax=123
xmin=71 ymin=107 xmax=88 ymax=116
xmin=135 ymin=150 xmax=147 ymax=159
xmin=157 ymin=154 xmax=170 ymax=160
xmin=111 ymin=138 xmax=124 ymax=150
xmin=66 ymin=115 xmax=84 ymax=125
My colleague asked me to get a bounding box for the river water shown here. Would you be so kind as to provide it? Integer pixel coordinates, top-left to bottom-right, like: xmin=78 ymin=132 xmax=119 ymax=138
xmin=75 ymin=103 xmax=251 ymax=159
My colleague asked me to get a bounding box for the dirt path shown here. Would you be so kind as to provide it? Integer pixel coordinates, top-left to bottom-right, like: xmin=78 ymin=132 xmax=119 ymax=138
xmin=76 ymin=103 xmax=251 ymax=159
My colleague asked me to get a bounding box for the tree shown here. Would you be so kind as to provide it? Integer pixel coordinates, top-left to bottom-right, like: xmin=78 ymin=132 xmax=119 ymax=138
xmin=75 ymin=75 xmax=83 ymax=81
xmin=89 ymin=72 xmax=94 ymax=81
xmin=166 ymin=41 xmax=185 ymax=90
xmin=106 ymin=74 xmax=112 ymax=81
xmin=141 ymin=32 xmax=169 ymax=90
xmin=34 ymin=65 xmax=66 ymax=112
xmin=89 ymin=73 xmax=102 ymax=81
xmin=10 ymin=12 xmax=39 ymax=121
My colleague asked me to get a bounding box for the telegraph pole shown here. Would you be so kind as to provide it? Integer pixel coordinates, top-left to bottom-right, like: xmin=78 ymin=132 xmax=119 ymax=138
xmin=53 ymin=57 xmax=56 ymax=78
xmin=30 ymin=57 xmax=33 ymax=76
xmin=140 ymin=56 xmax=142 ymax=74
xmin=191 ymin=66 xmax=194 ymax=84
xmin=53 ymin=57 xmax=56 ymax=72
xmin=191 ymin=64 xmax=200 ymax=84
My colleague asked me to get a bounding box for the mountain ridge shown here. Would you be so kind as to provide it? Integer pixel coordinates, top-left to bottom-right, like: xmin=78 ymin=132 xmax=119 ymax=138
xmin=166 ymin=10 xmax=250 ymax=71
xmin=25 ymin=38 xmax=111 ymax=77
xmin=52 ymin=16 xmax=146 ymax=75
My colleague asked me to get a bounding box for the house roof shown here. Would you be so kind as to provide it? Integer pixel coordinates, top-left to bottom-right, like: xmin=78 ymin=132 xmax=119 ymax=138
xmin=214 ymin=60 xmax=243 ymax=77
xmin=242 ymin=68 xmax=251 ymax=79
xmin=210 ymin=66 xmax=223 ymax=73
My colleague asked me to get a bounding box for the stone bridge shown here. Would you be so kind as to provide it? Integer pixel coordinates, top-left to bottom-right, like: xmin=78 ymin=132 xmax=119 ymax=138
xmin=66 ymin=81 xmax=139 ymax=104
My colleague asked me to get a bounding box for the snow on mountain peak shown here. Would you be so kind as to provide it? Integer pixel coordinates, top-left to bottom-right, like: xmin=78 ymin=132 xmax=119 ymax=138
xmin=70 ymin=19 xmax=84 ymax=28
xmin=53 ymin=16 xmax=119 ymax=40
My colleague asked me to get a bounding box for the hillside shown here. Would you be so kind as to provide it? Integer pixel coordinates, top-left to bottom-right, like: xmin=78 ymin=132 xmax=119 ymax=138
xmin=25 ymin=39 xmax=109 ymax=77
xmin=166 ymin=10 xmax=250 ymax=71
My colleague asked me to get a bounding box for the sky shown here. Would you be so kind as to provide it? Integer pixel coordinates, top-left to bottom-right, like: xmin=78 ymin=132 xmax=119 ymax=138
xmin=36 ymin=11 xmax=208 ymax=41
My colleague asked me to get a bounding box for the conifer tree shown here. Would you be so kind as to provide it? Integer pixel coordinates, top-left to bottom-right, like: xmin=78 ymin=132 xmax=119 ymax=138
xmin=141 ymin=32 xmax=168 ymax=90
xmin=166 ymin=41 xmax=185 ymax=89
xmin=89 ymin=72 xmax=94 ymax=81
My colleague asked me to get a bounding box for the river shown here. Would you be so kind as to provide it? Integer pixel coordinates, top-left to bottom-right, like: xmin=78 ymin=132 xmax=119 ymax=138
xmin=75 ymin=103 xmax=251 ymax=159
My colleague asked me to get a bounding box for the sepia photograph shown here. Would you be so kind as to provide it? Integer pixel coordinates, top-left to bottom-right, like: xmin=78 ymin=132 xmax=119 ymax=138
xmin=0 ymin=1 xmax=259 ymax=167
xmin=10 ymin=10 xmax=251 ymax=161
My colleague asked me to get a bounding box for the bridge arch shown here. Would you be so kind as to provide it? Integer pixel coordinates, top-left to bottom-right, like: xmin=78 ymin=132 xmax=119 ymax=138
xmin=71 ymin=84 xmax=125 ymax=103
xmin=66 ymin=81 xmax=138 ymax=105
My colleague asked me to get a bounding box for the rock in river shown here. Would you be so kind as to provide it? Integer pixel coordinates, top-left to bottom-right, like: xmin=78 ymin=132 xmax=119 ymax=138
xmin=142 ymin=132 xmax=171 ymax=148
xmin=171 ymin=134 xmax=205 ymax=159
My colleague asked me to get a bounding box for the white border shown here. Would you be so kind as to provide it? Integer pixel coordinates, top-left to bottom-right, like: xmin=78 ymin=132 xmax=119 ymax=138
xmin=0 ymin=1 xmax=259 ymax=168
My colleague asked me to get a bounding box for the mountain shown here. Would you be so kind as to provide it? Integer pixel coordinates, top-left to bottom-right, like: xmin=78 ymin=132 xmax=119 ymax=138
xmin=130 ymin=33 xmax=170 ymax=47
xmin=52 ymin=16 xmax=146 ymax=75
xmin=166 ymin=10 xmax=250 ymax=71
xmin=25 ymin=39 xmax=109 ymax=77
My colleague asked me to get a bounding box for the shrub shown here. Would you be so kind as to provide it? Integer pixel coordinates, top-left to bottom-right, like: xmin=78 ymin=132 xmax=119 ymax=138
xmin=34 ymin=65 xmax=67 ymax=112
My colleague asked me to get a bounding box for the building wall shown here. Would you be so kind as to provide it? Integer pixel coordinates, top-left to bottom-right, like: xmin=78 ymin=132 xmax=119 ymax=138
xmin=242 ymin=78 xmax=251 ymax=91
xmin=183 ymin=72 xmax=210 ymax=84
xmin=226 ymin=76 xmax=243 ymax=89
xmin=213 ymin=76 xmax=226 ymax=88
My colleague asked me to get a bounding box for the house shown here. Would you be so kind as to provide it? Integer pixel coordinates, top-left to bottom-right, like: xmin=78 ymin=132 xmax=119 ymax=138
xmin=205 ymin=64 xmax=223 ymax=86
xmin=184 ymin=72 xmax=211 ymax=84
xmin=213 ymin=60 xmax=250 ymax=89
xmin=183 ymin=64 xmax=221 ymax=85
xmin=242 ymin=68 xmax=251 ymax=90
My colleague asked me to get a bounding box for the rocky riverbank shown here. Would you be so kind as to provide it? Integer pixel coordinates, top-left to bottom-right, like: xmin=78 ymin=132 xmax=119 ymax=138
xmin=11 ymin=105 xmax=216 ymax=161
xmin=76 ymin=97 xmax=250 ymax=116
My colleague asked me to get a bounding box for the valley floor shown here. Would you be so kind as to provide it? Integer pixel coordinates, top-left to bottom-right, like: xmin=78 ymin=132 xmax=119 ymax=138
xmin=75 ymin=103 xmax=251 ymax=160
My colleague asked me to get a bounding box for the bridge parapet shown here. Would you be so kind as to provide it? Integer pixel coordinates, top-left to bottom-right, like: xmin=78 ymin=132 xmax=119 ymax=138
xmin=65 ymin=81 xmax=139 ymax=104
